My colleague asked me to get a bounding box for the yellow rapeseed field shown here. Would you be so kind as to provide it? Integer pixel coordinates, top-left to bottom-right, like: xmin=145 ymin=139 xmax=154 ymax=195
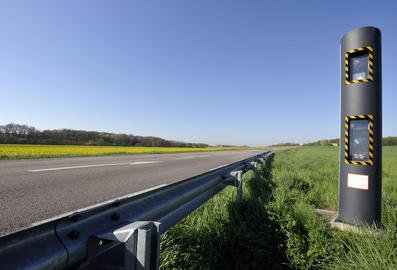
xmin=0 ymin=144 xmax=249 ymax=159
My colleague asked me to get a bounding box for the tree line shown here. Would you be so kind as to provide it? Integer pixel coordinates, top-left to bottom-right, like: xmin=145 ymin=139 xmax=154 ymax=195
xmin=304 ymin=137 xmax=397 ymax=146
xmin=0 ymin=123 xmax=210 ymax=148
xmin=267 ymin=142 xmax=300 ymax=147
xmin=303 ymin=139 xmax=339 ymax=146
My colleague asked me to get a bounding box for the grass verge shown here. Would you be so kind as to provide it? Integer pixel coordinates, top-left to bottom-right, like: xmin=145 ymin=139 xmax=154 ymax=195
xmin=160 ymin=146 xmax=397 ymax=269
xmin=160 ymin=158 xmax=289 ymax=269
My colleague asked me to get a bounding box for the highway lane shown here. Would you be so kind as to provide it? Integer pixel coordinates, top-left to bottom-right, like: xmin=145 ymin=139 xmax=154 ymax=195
xmin=0 ymin=149 xmax=265 ymax=236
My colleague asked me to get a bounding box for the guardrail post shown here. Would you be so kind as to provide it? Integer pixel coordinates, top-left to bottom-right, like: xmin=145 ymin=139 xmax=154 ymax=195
xmin=135 ymin=227 xmax=152 ymax=270
xmin=86 ymin=221 xmax=160 ymax=270
xmin=236 ymin=170 xmax=243 ymax=202
xmin=228 ymin=170 xmax=243 ymax=202
xmin=258 ymin=157 xmax=264 ymax=167
xmin=247 ymin=161 xmax=257 ymax=176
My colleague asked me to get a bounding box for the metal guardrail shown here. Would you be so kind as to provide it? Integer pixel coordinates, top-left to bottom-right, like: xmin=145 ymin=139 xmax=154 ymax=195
xmin=0 ymin=151 xmax=273 ymax=270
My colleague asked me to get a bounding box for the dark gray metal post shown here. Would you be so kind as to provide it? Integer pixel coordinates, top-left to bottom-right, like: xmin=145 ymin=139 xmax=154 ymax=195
xmin=338 ymin=26 xmax=382 ymax=226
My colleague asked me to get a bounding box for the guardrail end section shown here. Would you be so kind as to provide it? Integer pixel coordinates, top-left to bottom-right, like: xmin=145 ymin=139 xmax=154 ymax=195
xmin=84 ymin=221 xmax=160 ymax=270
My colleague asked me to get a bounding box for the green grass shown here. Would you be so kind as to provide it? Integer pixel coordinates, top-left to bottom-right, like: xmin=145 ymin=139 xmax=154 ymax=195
xmin=160 ymin=146 xmax=397 ymax=269
xmin=160 ymin=160 xmax=288 ymax=269
xmin=0 ymin=144 xmax=254 ymax=160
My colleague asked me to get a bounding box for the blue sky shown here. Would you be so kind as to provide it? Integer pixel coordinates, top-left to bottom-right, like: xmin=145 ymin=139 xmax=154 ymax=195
xmin=0 ymin=1 xmax=396 ymax=146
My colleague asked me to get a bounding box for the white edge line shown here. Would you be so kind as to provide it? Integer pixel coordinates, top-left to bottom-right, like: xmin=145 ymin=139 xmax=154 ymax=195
xmin=209 ymin=163 xmax=231 ymax=171
xmin=28 ymin=161 xmax=163 ymax=172
xmin=175 ymin=155 xmax=210 ymax=160
xmin=130 ymin=161 xmax=163 ymax=165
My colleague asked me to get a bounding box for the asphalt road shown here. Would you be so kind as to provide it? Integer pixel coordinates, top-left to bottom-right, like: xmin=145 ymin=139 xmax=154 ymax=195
xmin=0 ymin=149 xmax=265 ymax=236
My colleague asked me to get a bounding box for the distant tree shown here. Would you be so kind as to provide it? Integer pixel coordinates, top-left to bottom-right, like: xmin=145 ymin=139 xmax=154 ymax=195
xmin=0 ymin=123 xmax=211 ymax=148
xmin=268 ymin=142 xmax=300 ymax=147
xmin=0 ymin=123 xmax=39 ymax=143
xmin=383 ymin=137 xmax=397 ymax=146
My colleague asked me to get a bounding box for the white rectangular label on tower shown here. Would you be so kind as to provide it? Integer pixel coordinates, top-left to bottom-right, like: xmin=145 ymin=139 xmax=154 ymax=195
xmin=347 ymin=173 xmax=369 ymax=190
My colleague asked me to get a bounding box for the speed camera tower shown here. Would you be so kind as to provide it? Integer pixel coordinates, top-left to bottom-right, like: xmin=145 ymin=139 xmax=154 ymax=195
xmin=338 ymin=26 xmax=382 ymax=226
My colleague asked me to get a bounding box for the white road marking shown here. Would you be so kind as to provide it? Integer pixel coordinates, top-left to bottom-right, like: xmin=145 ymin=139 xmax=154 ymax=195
xmin=130 ymin=161 xmax=162 ymax=165
xmin=28 ymin=161 xmax=163 ymax=172
xmin=210 ymin=164 xmax=229 ymax=171
xmin=175 ymin=156 xmax=195 ymax=160
xmin=175 ymin=155 xmax=210 ymax=160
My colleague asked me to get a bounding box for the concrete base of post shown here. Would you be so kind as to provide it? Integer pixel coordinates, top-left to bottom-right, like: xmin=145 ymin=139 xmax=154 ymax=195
xmin=314 ymin=209 xmax=380 ymax=234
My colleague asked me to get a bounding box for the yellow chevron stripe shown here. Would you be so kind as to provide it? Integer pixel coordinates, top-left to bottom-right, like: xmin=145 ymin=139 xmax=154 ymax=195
xmin=369 ymin=152 xmax=373 ymax=158
xmin=368 ymin=46 xmax=373 ymax=52
xmin=345 ymin=145 xmax=348 ymax=150
xmin=369 ymin=54 xmax=374 ymax=60
xmin=369 ymin=129 xmax=374 ymax=135
xmin=348 ymin=49 xmax=355 ymax=53
xmin=345 ymin=73 xmax=349 ymax=78
xmin=352 ymin=161 xmax=358 ymax=165
xmin=345 ymin=159 xmax=349 ymax=164
xmin=357 ymin=47 xmax=364 ymax=51
xmin=345 ymin=152 xmax=348 ymax=158
xmin=368 ymin=114 xmax=374 ymax=120
xmin=359 ymin=115 xmax=366 ymax=119
xmin=369 ymin=137 xmax=374 ymax=143
xmin=350 ymin=115 xmax=356 ymax=119
xmin=345 ymin=131 xmax=349 ymax=137
xmin=359 ymin=162 xmax=366 ymax=166
xmin=369 ymin=144 xmax=374 ymax=151
xmin=345 ymin=81 xmax=350 ymax=85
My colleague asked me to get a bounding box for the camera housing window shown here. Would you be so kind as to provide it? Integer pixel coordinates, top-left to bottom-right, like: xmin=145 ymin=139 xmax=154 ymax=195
xmin=350 ymin=53 xmax=369 ymax=81
xmin=349 ymin=119 xmax=369 ymax=162
xmin=344 ymin=115 xmax=374 ymax=166
xmin=345 ymin=46 xmax=374 ymax=85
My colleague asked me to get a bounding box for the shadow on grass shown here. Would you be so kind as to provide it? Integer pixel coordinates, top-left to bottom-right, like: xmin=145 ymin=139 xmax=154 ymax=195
xmin=160 ymin=156 xmax=290 ymax=270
